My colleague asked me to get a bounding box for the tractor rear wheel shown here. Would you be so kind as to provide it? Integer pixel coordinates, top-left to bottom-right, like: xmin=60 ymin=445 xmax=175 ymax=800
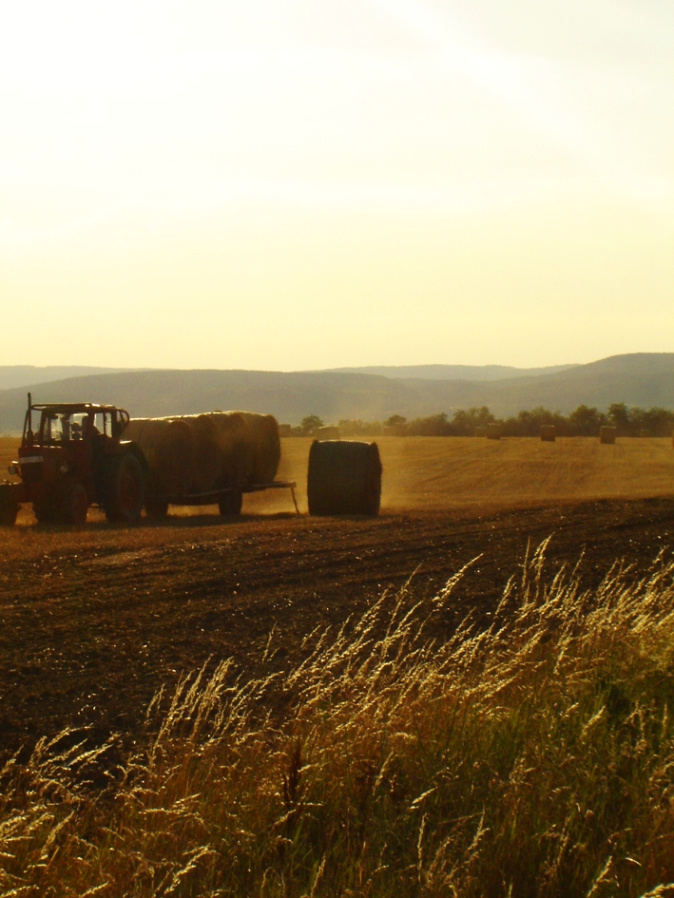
xmin=59 ymin=478 xmax=89 ymax=525
xmin=0 ymin=484 xmax=18 ymax=526
xmin=103 ymin=452 xmax=145 ymax=523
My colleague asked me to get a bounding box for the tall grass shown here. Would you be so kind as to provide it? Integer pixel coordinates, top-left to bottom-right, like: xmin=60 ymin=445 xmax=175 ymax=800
xmin=2 ymin=541 xmax=674 ymax=897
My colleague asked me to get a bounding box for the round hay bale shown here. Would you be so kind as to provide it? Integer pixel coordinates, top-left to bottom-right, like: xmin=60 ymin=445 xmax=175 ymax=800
xmin=188 ymin=414 xmax=225 ymax=492
xmin=474 ymin=426 xmax=487 ymax=438
xmin=486 ymin=423 xmax=502 ymax=440
xmin=148 ymin=418 xmax=194 ymax=496
xmin=600 ymin=426 xmax=616 ymax=445
xmin=210 ymin=412 xmax=255 ymax=487
xmin=540 ymin=424 xmax=556 ymax=442
xmin=307 ymin=440 xmax=382 ymax=516
xmin=126 ymin=418 xmax=186 ymax=496
xmin=234 ymin=412 xmax=281 ymax=485
xmin=123 ymin=418 xmax=148 ymax=445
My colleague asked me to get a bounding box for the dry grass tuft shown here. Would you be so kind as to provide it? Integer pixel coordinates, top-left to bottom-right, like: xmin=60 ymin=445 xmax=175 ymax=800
xmin=2 ymin=543 xmax=674 ymax=896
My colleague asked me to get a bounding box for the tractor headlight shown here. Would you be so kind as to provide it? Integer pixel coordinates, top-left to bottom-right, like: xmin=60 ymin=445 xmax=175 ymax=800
xmin=7 ymin=464 xmax=18 ymax=476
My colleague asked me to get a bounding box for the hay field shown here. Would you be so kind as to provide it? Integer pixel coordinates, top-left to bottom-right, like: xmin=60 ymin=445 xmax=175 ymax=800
xmin=247 ymin=435 xmax=674 ymax=515
xmin=2 ymin=435 xmax=674 ymax=520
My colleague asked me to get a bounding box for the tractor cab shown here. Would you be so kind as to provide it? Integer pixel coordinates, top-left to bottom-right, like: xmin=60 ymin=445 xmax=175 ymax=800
xmin=24 ymin=403 xmax=129 ymax=448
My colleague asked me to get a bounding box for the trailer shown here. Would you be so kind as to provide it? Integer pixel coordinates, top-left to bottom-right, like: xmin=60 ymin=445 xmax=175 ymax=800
xmin=1 ymin=398 xmax=299 ymax=525
xmin=144 ymin=479 xmax=299 ymax=519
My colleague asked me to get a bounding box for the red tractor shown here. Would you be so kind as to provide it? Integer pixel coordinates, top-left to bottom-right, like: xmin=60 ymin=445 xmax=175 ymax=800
xmin=0 ymin=395 xmax=146 ymax=526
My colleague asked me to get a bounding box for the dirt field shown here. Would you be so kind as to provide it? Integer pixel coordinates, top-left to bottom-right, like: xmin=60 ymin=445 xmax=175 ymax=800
xmin=1 ymin=435 xmax=674 ymax=763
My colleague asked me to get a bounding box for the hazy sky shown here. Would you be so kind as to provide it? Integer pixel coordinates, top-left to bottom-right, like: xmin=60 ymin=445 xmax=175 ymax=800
xmin=1 ymin=0 xmax=672 ymax=371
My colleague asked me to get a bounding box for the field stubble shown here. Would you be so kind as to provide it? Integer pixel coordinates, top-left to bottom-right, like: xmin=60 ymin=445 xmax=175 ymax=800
xmin=1 ymin=435 xmax=674 ymax=755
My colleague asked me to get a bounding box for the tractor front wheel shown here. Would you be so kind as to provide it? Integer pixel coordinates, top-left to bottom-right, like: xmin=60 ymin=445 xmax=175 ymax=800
xmin=59 ymin=478 xmax=89 ymax=525
xmin=103 ymin=452 xmax=145 ymax=523
xmin=0 ymin=484 xmax=18 ymax=526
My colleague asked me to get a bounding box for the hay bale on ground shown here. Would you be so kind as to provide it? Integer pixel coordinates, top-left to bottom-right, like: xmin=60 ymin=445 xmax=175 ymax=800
xmin=486 ymin=423 xmax=502 ymax=440
xmin=316 ymin=426 xmax=340 ymax=440
xmin=540 ymin=425 xmax=556 ymax=442
xmin=474 ymin=426 xmax=487 ymax=438
xmin=307 ymin=440 xmax=382 ymax=516
xmin=384 ymin=424 xmax=407 ymax=437
xmin=278 ymin=424 xmax=292 ymax=437
xmin=600 ymin=426 xmax=616 ymax=445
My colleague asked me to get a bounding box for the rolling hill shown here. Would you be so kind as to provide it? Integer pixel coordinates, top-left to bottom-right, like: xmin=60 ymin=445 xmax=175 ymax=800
xmin=0 ymin=353 xmax=672 ymax=434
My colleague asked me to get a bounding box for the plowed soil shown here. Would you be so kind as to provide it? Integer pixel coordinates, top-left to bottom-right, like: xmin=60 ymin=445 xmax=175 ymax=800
xmin=1 ymin=436 xmax=674 ymax=765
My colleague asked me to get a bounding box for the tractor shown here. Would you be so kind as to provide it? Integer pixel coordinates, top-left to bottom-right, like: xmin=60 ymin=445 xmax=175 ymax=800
xmin=0 ymin=395 xmax=146 ymax=526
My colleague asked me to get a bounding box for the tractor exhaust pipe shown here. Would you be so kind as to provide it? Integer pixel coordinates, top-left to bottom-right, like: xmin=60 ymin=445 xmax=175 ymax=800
xmin=26 ymin=392 xmax=33 ymax=446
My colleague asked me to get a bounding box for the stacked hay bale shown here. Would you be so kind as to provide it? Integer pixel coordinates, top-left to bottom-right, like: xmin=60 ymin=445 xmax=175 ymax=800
xmin=600 ymin=426 xmax=616 ymax=445
xmin=124 ymin=417 xmax=193 ymax=496
xmin=209 ymin=412 xmax=254 ymax=487
xmin=486 ymin=423 xmax=502 ymax=440
xmin=307 ymin=440 xmax=382 ymax=516
xmin=234 ymin=413 xmax=281 ymax=485
xmin=540 ymin=425 xmax=556 ymax=442
xmin=125 ymin=411 xmax=281 ymax=500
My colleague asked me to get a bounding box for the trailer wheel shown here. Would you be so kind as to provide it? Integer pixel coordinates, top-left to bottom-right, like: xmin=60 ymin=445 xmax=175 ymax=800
xmin=59 ymin=478 xmax=89 ymax=525
xmin=0 ymin=485 xmax=18 ymax=526
xmin=103 ymin=452 xmax=145 ymax=522
xmin=145 ymin=498 xmax=169 ymax=519
xmin=218 ymin=489 xmax=242 ymax=517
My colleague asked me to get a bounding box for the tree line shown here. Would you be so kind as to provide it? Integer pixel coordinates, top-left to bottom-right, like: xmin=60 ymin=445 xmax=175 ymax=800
xmin=296 ymin=403 xmax=674 ymax=438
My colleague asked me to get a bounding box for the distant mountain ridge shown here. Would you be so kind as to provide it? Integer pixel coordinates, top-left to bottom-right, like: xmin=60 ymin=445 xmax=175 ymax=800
xmin=0 ymin=366 xmax=143 ymax=391
xmin=326 ymin=363 xmax=579 ymax=381
xmin=0 ymin=362 xmax=576 ymax=393
xmin=0 ymin=354 xmax=672 ymax=434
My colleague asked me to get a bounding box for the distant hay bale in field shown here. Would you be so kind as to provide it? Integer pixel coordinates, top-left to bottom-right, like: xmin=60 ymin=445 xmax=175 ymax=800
xmin=307 ymin=440 xmax=382 ymax=516
xmin=474 ymin=426 xmax=487 ymax=438
xmin=316 ymin=426 xmax=340 ymax=440
xmin=486 ymin=423 xmax=502 ymax=440
xmin=233 ymin=412 xmax=281 ymax=484
xmin=540 ymin=425 xmax=556 ymax=442
xmin=600 ymin=426 xmax=616 ymax=445
xmin=278 ymin=424 xmax=292 ymax=437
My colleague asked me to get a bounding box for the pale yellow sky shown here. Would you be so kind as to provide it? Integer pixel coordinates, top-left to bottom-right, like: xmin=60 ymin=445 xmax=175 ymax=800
xmin=1 ymin=0 xmax=672 ymax=370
